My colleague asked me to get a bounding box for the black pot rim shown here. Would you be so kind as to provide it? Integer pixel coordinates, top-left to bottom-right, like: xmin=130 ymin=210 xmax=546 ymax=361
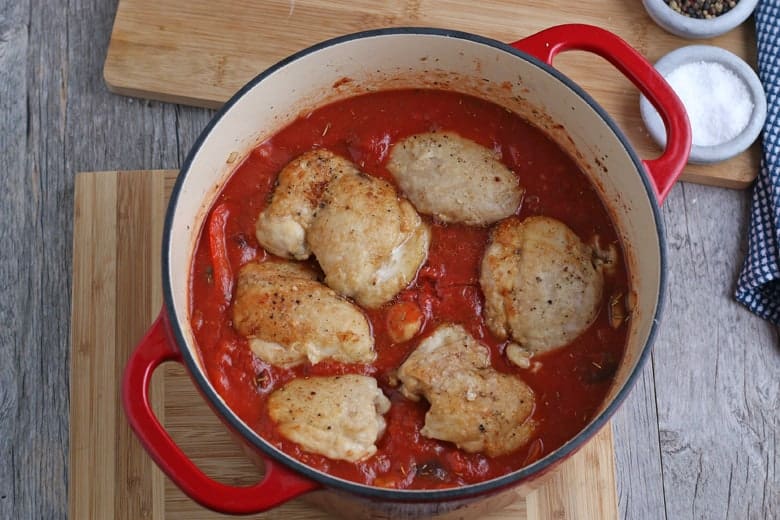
xmin=162 ymin=26 xmax=667 ymax=502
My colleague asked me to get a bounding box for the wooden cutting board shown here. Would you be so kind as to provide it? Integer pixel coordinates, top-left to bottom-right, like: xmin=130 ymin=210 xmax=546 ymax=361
xmin=69 ymin=169 xmax=619 ymax=519
xmin=103 ymin=0 xmax=760 ymax=189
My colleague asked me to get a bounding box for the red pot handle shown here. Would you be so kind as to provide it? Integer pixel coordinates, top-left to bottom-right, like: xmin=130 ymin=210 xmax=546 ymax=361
xmin=121 ymin=310 xmax=320 ymax=514
xmin=511 ymin=24 xmax=691 ymax=204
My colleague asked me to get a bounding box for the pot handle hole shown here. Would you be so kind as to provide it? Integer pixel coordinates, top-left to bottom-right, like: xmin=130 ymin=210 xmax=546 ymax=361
xmin=121 ymin=310 xmax=320 ymax=515
xmin=511 ymin=24 xmax=691 ymax=204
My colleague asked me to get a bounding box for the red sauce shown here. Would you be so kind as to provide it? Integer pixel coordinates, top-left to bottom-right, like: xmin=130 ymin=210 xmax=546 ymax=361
xmin=189 ymin=89 xmax=629 ymax=489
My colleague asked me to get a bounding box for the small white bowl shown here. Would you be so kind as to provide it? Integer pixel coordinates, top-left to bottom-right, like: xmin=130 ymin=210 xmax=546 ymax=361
xmin=642 ymin=0 xmax=759 ymax=39
xmin=640 ymin=45 xmax=767 ymax=164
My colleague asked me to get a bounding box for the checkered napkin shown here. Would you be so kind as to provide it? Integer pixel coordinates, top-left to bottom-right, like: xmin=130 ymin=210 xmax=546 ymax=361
xmin=735 ymin=0 xmax=780 ymax=325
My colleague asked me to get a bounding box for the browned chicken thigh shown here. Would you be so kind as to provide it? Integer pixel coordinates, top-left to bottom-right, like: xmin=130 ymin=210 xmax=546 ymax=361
xmin=397 ymin=324 xmax=536 ymax=457
xmin=307 ymin=172 xmax=430 ymax=308
xmin=255 ymin=149 xmax=430 ymax=308
xmin=387 ymin=132 xmax=524 ymax=226
xmin=255 ymin=150 xmax=359 ymax=260
xmin=268 ymin=375 xmax=391 ymax=462
xmin=480 ymin=216 xmax=604 ymax=357
xmin=232 ymin=261 xmax=374 ymax=367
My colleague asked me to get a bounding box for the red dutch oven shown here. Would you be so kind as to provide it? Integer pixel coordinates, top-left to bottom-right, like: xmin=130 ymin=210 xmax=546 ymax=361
xmin=123 ymin=24 xmax=690 ymax=519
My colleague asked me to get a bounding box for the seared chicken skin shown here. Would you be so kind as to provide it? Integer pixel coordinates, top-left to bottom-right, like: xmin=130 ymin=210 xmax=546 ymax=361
xmin=397 ymin=324 xmax=536 ymax=457
xmin=268 ymin=375 xmax=391 ymax=462
xmin=386 ymin=132 xmax=523 ymax=226
xmin=480 ymin=216 xmax=604 ymax=355
xmin=255 ymin=149 xmax=430 ymax=308
xmin=232 ymin=261 xmax=374 ymax=367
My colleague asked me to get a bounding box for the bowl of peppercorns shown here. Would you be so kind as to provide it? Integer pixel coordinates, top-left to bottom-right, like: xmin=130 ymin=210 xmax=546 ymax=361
xmin=642 ymin=0 xmax=759 ymax=39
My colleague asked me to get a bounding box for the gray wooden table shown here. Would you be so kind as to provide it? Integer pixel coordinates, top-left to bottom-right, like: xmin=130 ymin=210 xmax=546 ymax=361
xmin=1 ymin=1 xmax=778 ymax=519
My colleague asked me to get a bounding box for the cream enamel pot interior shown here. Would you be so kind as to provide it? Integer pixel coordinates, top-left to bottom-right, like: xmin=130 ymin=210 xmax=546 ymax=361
xmin=122 ymin=25 xmax=691 ymax=519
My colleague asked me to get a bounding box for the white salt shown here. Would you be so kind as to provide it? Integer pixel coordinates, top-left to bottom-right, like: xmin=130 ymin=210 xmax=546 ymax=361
xmin=665 ymin=61 xmax=754 ymax=147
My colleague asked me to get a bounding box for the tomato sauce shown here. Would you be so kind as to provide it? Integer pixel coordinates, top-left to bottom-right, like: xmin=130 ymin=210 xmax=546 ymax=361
xmin=189 ymin=89 xmax=629 ymax=489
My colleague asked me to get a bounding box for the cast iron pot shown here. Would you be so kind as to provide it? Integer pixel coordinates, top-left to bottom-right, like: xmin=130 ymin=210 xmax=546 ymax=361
xmin=123 ymin=24 xmax=691 ymax=519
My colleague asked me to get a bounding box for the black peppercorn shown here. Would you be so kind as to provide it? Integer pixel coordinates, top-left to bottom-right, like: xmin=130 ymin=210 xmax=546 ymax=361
xmin=664 ymin=0 xmax=739 ymax=19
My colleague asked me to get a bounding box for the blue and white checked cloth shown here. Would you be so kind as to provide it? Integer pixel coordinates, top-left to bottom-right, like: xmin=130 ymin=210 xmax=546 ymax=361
xmin=736 ymin=0 xmax=780 ymax=325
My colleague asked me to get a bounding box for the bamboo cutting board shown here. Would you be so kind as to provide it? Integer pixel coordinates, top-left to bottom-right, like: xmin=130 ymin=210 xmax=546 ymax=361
xmin=103 ymin=0 xmax=760 ymax=188
xmin=69 ymin=169 xmax=619 ymax=519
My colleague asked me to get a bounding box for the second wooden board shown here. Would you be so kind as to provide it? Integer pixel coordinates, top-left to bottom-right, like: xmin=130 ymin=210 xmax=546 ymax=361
xmin=104 ymin=0 xmax=760 ymax=188
xmin=69 ymin=169 xmax=619 ymax=520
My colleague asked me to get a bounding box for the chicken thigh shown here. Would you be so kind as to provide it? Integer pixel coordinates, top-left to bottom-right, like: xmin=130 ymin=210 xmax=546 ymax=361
xmin=255 ymin=149 xmax=359 ymax=260
xmin=268 ymin=375 xmax=391 ymax=462
xmin=480 ymin=216 xmax=604 ymax=354
xmin=255 ymin=149 xmax=430 ymax=308
xmin=386 ymin=132 xmax=523 ymax=226
xmin=307 ymin=173 xmax=430 ymax=308
xmin=232 ymin=261 xmax=375 ymax=367
xmin=397 ymin=324 xmax=536 ymax=457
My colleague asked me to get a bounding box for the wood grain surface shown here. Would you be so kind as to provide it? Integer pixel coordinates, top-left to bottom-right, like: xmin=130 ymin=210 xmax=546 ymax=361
xmin=2 ymin=1 xmax=778 ymax=519
xmin=102 ymin=0 xmax=761 ymax=189
xmin=69 ymin=169 xmax=618 ymax=520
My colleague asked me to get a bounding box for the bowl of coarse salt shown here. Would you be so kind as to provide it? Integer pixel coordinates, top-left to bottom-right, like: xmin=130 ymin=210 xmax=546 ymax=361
xmin=640 ymin=45 xmax=767 ymax=164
